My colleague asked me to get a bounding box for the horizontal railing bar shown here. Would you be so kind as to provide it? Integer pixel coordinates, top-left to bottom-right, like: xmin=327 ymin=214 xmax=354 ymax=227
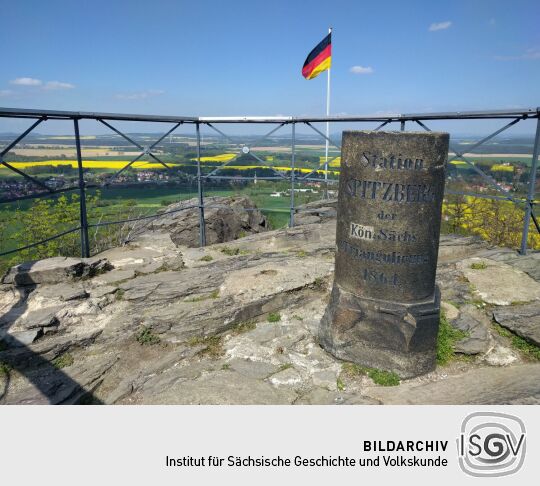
xmin=0 ymin=108 xmax=197 ymax=123
xmin=87 ymin=204 xmax=200 ymax=227
xmin=86 ymin=203 xmax=300 ymax=229
xmin=205 ymin=175 xmax=292 ymax=181
xmin=204 ymin=175 xmax=339 ymax=182
xmin=0 ymin=107 xmax=538 ymax=123
xmin=204 ymin=204 xmax=291 ymax=212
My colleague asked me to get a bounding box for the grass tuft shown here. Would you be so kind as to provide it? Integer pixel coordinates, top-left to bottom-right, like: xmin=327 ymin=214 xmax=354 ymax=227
xmin=186 ymin=289 xmax=219 ymax=302
xmin=470 ymin=261 xmax=488 ymax=270
xmin=188 ymin=335 xmax=224 ymax=359
xmin=0 ymin=361 xmax=12 ymax=376
xmin=52 ymin=353 xmax=74 ymax=369
xmin=199 ymin=255 xmax=213 ymax=262
xmin=267 ymin=312 xmax=281 ymax=323
xmin=220 ymin=246 xmax=240 ymax=256
xmin=277 ymin=363 xmax=292 ymax=372
xmin=436 ymin=312 xmax=469 ymax=365
xmin=232 ymin=319 xmax=257 ymax=335
xmin=493 ymin=323 xmax=540 ymax=360
xmin=312 ymin=277 xmax=326 ymax=290
xmin=136 ymin=326 xmax=161 ymax=346
xmin=510 ymin=300 xmax=528 ymax=306
xmin=341 ymin=362 xmax=400 ymax=386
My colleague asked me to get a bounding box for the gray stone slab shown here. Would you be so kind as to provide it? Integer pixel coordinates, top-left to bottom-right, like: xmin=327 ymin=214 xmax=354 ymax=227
xmin=17 ymin=306 xmax=64 ymax=330
xmin=458 ymin=257 xmax=540 ymax=305
xmin=139 ymin=370 xmax=297 ymax=405
xmin=312 ymin=369 xmax=338 ymax=390
xmin=493 ymin=301 xmax=540 ymax=346
xmin=2 ymin=257 xmax=111 ymax=286
xmin=2 ymin=329 xmax=41 ymax=347
xmin=452 ymin=304 xmax=492 ymax=355
xmin=227 ymin=358 xmax=278 ymax=379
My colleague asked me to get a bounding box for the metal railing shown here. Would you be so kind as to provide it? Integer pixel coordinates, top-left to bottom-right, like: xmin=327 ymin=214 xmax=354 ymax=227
xmin=0 ymin=106 xmax=539 ymax=262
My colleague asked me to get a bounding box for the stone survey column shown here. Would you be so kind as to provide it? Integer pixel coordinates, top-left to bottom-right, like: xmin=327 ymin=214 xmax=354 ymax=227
xmin=320 ymin=131 xmax=449 ymax=377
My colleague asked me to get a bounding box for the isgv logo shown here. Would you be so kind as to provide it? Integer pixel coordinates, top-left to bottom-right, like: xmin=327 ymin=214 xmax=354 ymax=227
xmin=457 ymin=412 xmax=526 ymax=477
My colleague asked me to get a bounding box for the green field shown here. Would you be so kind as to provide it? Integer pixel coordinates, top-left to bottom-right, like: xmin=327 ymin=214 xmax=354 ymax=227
xmin=82 ymin=184 xmax=304 ymax=228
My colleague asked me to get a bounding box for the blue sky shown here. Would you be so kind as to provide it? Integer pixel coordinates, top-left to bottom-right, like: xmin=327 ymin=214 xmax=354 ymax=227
xmin=0 ymin=0 xmax=538 ymax=134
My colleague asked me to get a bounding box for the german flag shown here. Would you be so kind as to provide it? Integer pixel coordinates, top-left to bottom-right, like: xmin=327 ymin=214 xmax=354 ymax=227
xmin=302 ymin=33 xmax=332 ymax=80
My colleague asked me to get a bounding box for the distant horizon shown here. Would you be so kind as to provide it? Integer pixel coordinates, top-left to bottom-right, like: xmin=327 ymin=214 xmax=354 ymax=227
xmin=0 ymin=128 xmax=537 ymax=141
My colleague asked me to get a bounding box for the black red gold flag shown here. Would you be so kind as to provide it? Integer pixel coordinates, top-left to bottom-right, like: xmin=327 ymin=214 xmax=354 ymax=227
xmin=302 ymin=33 xmax=332 ymax=80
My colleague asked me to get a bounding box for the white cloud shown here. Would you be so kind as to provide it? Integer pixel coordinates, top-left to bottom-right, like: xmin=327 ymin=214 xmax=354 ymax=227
xmin=115 ymin=89 xmax=165 ymax=100
xmin=350 ymin=65 xmax=374 ymax=75
xmin=44 ymin=81 xmax=75 ymax=90
xmin=494 ymin=47 xmax=540 ymax=61
xmin=0 ymin=89 xmax=15 ymax=97
xmin=429 ymin=21 xmax=452 ymax=32
xmin=10 ymin=77 xmax=43 ymax=86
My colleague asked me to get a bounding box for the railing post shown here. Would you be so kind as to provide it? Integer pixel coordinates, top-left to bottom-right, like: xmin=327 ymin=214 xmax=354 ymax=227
xmin=289 ymin=122 xmax=296 ymax=227
xmin=520 ymin=116 xmax=540 ymax=255
xmin=196 ymin=122 xmax=206 ymax=246
xmin=74 ymin=118 xmax=90 ymax=258
xmin=401 ymin=120 xmax=405 ymax=131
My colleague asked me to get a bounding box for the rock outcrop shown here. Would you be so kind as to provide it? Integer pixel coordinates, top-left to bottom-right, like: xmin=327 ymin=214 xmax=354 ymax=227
xmin=2 ymin=256 xmax=111 ymax=286
xmin=147 ymin=196 xmax=268 ymax=247
xmin=1 ymin=199 xmax=540 ymax=405
xmin=294 ymin=199 xmax=337 ymax=225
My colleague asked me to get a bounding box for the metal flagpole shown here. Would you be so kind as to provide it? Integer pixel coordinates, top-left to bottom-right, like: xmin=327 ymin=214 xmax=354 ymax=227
xmin=324 ymin=27 xmax=332 ymax=199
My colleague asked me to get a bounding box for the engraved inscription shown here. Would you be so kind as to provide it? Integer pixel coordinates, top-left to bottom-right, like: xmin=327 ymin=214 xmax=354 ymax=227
xmin=360 ymin=152 xmax=424 ymax=171
xmin=339 ymin=240 xmax=429 ymax=265
xmin=362 ymin=269 xmax=399 ymax=287
xmin=377 ymin=211 xmax=396 ymax=220
xmin=345 ymin=178 xmax=436 ymax=203
xmin=350 ymin=223 xmax=374 ymax=240
xmin=349 ymin=224 xmax=417 ymax=243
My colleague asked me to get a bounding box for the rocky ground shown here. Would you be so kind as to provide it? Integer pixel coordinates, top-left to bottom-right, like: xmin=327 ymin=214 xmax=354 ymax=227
xmin=1 ymin=199 xmax=540 ymax=405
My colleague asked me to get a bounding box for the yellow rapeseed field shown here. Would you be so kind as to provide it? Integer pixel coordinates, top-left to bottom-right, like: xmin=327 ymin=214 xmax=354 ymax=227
xmin=220 ymin=165 xmax=339 ymax=175
xmin=0 ymin=160 xmax=174 ymax=170
xmin=193 ymin=153 xmax=237 ymax=163
xmin=491 ymin=164 xmax=514 ymax=172
xmin=0 ymin=157 xmax=339 ymax=175
xmin=319 ymin=156 xmax=341 ymax=167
